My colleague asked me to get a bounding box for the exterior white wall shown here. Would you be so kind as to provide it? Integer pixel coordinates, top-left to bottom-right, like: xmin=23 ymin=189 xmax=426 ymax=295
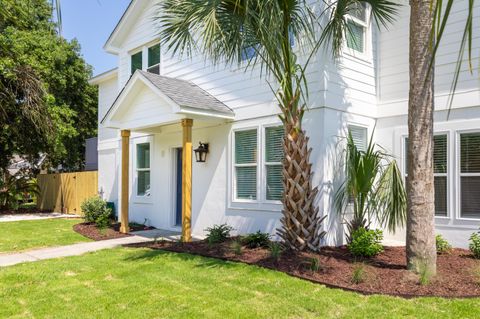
xmin=93 ymin=0 xmax=480 ymax=246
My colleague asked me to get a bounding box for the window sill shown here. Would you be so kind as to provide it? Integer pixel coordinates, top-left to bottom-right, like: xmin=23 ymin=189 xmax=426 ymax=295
xmin=228 ymin=200 xmax=282 ymax=213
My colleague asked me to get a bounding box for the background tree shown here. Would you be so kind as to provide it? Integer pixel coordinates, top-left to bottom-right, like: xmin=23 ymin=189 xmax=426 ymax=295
xmin=0 ymin=0 xmax=97 ymax=173
xmin=158 ymin=0 xmax=397 ymax=250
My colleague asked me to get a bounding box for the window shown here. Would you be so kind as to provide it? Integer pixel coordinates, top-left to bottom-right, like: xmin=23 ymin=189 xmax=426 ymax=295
xmin=460 ymin=132 xmax=480 ymax=218
xmin=348 ymin=125 xmax=367 ymax=152
xmin=234 ymin=129 xmax=258 ymax=200
xmin=131 ymin=51 xmax=142 ymax=75
xmin=147 ymin=44 xmax=160 ymax=74
xmin=265 ymin=126 xmax=284 ymax=201
xmin=136 ymin=143 xmax=151 ymax=196
xmin=404 ymin=134 xmax=448 ymax=216
xmin=346 ymin=3 xmax=368 ymax=53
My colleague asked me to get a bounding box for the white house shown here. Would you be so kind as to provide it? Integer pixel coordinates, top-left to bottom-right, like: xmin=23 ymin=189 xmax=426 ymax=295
xmin=90 ymin=0 xmax=480 ymax=248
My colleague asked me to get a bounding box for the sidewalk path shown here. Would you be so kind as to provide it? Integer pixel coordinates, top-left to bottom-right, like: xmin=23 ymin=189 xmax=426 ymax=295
xmin=0 ymin=229 xmax=181 ymax=267
xmin=0 ymin=212 xmax=80 ymax=223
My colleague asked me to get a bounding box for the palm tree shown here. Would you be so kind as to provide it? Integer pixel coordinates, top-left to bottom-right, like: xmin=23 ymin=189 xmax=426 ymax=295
xmin=158 ymin=0 xmax=398 ymax=251
xmin=335 ymin=132 xmax=406 ymax=243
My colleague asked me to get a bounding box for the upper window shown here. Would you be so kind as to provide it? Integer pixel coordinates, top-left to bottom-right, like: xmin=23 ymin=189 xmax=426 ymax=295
xmin=147 ymin=44 xmax=160 ymax=74
xmin=404 ymin=134 xmax=448 ymax=216
xmin=346 ymin=3 xmax=368 ymax=54
xmin=265 ymin=126 xmax=284 ymax=201
xmin=348 ymin=125 xmax=367 ymax=152
xmin=136 ymin=143 xmax=151 ymax=197
xmin=460 ymin=132 xmax=480 ymax=219
xmin=131 ymin=51 xmax=142 ymax=75
xmin=234 ymin=129 xmax=258 ymax=200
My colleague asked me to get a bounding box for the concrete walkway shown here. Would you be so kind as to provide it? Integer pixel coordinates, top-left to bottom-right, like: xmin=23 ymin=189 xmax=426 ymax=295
xmin=0 ymin=229 xmax=181 ymax=267
xmin=0 ymin=212 xmax=80 ymax=223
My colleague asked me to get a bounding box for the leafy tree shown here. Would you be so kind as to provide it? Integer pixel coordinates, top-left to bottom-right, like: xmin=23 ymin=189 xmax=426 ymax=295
xmin=0 ymin=0 xmax=97 ymax=173
xmin=158 ymin=0 xmax=397 ymax=250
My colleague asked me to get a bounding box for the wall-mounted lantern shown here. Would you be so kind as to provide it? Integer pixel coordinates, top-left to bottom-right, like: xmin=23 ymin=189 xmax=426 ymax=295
xmin=194 ymin=142 xmax=209 ymax=163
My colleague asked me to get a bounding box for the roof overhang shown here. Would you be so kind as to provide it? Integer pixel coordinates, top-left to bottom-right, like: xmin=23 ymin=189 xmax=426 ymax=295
xmin=103 ymin=0 xmax=149 ymax=54
xmin=101 ymin=71 xmax=235 ymax=131
xmin=89 ymin=68 xmax=118 ymax=85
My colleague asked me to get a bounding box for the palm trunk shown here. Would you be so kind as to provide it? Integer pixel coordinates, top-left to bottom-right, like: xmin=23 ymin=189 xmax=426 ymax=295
xmin=277 ymin=98 xmax=325 ymax=251
xmin=406 ymin=0 xmax=437 ymax=275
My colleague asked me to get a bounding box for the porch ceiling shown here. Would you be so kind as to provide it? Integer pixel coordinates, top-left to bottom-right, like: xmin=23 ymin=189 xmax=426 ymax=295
xmin=101 ymin=70 xmax=235 ymax=131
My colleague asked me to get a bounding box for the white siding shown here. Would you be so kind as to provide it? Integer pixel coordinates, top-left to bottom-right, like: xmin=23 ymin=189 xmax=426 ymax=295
xmin=98 ymin=75 xmax=119 ymax=141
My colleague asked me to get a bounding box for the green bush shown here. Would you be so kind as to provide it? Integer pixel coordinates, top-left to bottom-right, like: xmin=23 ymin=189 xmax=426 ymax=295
xmin=469 ymin=232 xmax=480 ymax=259
xmin=242 ymin=231 xmax=271 ymax=249
xmin=347 ymin=228 xmax=384 ymax=258
xmin=204 ymin=224 xmax=234 ymax=244
xmin=436 ymin=234 xmax=452 ymax=254
xmin=81 ymin=197 xmax=112 ymax=228
xmin=269 ymin=242 xmax=283 ymax=262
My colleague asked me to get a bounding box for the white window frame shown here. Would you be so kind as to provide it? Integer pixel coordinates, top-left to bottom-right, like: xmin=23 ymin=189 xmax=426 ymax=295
xmin=132 ymin=135 xmax=153 ymax=204
xmin=147 ymin=43 xmax=161 ymax=74
xmin=128 ymin=40 xmax=161 ymax=76
xmin=233 ymin=127 xmax=260 ymax=203
xmin=402 ymin=132 xmax=450 ymax=219
xmin=344 ymin=3 xmax=372 ymax=61
xmin=456 ymin=130 xmax=480 ymax=221
xmin=263 ymin=124 xmax=284 ymax=204
xmin=229 ymin=123 xmax=283 ymax=212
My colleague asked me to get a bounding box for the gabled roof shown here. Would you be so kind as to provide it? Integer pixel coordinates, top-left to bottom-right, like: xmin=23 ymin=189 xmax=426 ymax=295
xmin=101 ymin=70 xmax=234 ymax=127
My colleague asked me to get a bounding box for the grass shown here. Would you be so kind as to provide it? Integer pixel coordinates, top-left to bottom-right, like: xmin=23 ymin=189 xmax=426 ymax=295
xmin=1 ymin=248 xmax=479 ymax=318
xmin=0 ymin=218 xmax=90 ymax=253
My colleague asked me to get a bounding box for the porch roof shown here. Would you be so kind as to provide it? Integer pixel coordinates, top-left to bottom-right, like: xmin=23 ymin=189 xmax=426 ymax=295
xmin=101 ymin=70 xmax=235 ymax=130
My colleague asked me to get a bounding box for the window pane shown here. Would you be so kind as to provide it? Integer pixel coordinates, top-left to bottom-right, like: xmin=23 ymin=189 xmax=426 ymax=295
xmin=241 ymin=46 xmax=256 ymax=61
xmin=348 ymin=125 xmax=367 ymax=152
xmin=137 ymin=143 xmax=150 ymax=169
xmin=346 ymin=20 xmax=364 ymax=53
xmin=235 ymin=130 xmax=257 ymax=164
xmin=236 ymin=166 xmax=257 ymax=200
xmin=131 ymin=51 xmax=142 ymax=74
xmin=461 ymin=133 xmax=480 ymax=173
xmin=350 ymin=2 xmax=367 ymax=21
xmin=147 ymin=64 xmax=160 ymax=75
xmin=461 ymin=176 xmax=480 ymax=218
xmin=266 ymin=165 xmax=283 ymax=201
xmin=266 ymin=126 xmax=284 ymax=162
xmin=434 ymin=176 xmax=447 ymax=216
xmin=434 ymin=135 xmax=447 ymax=174
xmin=137 ymin=171 xmax=150 ymax=196
xmin=148 ymin=44 xmax=160 ymax=67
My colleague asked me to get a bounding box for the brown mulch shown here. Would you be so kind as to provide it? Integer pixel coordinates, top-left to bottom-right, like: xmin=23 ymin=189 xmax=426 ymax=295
xmin=0 ymin=208 xmax=51 ymax=215
xmin=73 ymin=222 xmax=154 ymax=241
xmin=127 ymin=239 xmax=480 ymax=298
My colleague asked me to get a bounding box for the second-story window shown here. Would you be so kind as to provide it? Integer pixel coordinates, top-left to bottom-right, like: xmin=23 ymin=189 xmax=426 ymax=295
xmin=131 ymin=51 xmax=142 ymax=75
xmin=148 ymin=44 xmax=160 ymax=74
xmin=346 ymin=3 xmax=368 ymax=54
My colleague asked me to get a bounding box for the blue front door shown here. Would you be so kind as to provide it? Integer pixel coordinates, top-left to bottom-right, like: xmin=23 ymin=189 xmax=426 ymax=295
xmin=175 ymin=148 xmax=183 ymax=226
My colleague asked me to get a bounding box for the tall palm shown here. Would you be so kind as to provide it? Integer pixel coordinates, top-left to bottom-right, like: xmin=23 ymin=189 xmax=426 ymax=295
xmin=158 ymin=0 xmax=398 ymax=251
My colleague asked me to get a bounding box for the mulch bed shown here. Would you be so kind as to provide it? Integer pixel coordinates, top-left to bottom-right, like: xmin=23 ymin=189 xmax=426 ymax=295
xmin=0 ymin=208 xmax=51 ymax=215
xmin=73 ymin=222 xmax=154 ymax=241
xmin=127 ymin=238 xmax=480 ymax=298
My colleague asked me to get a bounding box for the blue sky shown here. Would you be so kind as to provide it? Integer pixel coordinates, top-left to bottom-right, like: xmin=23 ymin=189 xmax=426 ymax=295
xmin=61 ymin=0 xmax=131 ymax=76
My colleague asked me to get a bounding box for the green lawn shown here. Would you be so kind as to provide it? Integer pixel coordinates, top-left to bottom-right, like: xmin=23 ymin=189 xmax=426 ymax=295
xmin=0 ymin=248 xmax=478 ymax=318
xmin=0 ymin=218 xmax=90 ymax=253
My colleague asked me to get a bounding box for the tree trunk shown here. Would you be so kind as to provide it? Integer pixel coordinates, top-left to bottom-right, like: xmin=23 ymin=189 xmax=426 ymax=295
xmin=406 ymin=0 xmax=437 ymax=275
xmin=277 ymin=105 xmax=326 ymax=251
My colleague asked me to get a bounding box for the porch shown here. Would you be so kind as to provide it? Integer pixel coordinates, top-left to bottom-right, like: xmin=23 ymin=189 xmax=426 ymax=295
xmin=101 ymin=70 xmax=234 ymax=241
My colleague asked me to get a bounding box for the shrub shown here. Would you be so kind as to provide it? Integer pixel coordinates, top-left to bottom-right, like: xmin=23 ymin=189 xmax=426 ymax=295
xmin=231 ymin=239 xmax=243 ymax=255
xmin=309 ymin=257 xmax=321 ymax=272
xmin=436 ymin=234 xmax=452 ymax=254
xmin=469 ymin=232 xmax=480 ymax=259
xmin=269 ymin=242 xmax=283 ymax=262
xmin=81 ymin=196 xmax=112 ymax=228
xmin=347 ymin=228 xmax=384 ymax=258
xmin=351 ymin=263 xmax=365 ymax=284
xmin=204 ymin=224 xmax=234 ymax=244
xmin=242 ymin=231 xmax=271 ymax=248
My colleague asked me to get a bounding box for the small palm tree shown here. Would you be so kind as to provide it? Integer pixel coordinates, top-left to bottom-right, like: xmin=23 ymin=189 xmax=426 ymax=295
xmin=158 ymin=0 xmax=398 ymax=251
xmin=334 ymin=132 xmax=406 ymax=243
xmin=0 ymin=172 xmax=40 ymax=210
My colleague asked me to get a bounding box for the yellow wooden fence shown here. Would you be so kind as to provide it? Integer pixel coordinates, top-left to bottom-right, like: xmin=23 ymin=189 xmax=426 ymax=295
xmin=37 ymin=171 xmax=98 ymax=215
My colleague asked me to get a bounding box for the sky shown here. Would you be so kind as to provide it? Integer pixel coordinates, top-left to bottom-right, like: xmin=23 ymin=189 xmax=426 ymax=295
xmin=61 ymin=0 xmax=131 ymax=76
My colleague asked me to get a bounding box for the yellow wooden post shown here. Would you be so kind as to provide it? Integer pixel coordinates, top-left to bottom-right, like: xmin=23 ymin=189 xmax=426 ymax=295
xmin=181 ymin=119 xmax=193 ymax=242
xmin=120 ymin=129 xmax=130 ymax=233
